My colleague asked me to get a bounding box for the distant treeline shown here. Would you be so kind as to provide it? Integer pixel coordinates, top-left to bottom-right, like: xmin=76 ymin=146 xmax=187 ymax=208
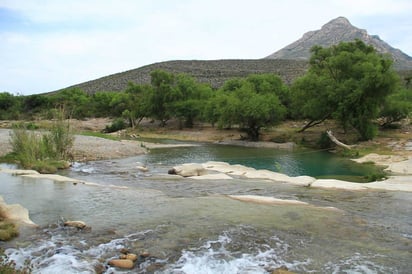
xmin=1 ymin=40 xmax=412 ymax=141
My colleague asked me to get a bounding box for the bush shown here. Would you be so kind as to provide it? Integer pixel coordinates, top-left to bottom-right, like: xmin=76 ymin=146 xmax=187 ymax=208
xmin=317 ymin=132 xmax=333 ymax=149
xmin=0 ymin=221 xmax=19 ymax=241
xmin=8 ymin=114 xmax=74 ymax=172
xmin=104 ymin=118 xmax=127 ymax=133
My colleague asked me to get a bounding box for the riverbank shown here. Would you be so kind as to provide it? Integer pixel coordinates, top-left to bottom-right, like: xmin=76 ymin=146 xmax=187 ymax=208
xmin=1 ymin=118 xmax=412 ymax=183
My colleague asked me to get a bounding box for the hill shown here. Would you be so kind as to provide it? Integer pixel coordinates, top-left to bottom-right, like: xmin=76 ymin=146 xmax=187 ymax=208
xmin=265 ymin=17 xmax=412 ymax=71
xmin=59 ymin=17 xmax=412 ymax=94
xmin=63 ymin=59 xmax=308 ymax=94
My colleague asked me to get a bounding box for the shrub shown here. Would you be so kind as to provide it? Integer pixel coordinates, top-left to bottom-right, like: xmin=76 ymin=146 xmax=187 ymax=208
xmin=104 ymin=118 xmax=127 ymax=133
xmin=8 ymin=113 xmax=74 ymax=172
xmin=0 ymin=222 xmax=19 ymax=241
xmin=317 ymin=132 xmax=333 ymax=149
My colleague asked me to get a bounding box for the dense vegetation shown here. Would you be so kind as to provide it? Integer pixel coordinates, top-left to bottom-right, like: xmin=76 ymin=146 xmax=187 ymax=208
xmin=8 ymin=113 xmax=74 ymax=173
xmin=1 ymin=40 xmax=411 ymax=141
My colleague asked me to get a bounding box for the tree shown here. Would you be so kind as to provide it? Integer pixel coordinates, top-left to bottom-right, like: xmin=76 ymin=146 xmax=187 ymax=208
xmin=91 ymin=92 xmax=117 ymax=117
xmin=212 ymin=75 xmax=286 ymax=141
xmin=147 ymin=70 xmax=175 ymax=126
xmin=50 ymin=88 xmax=91 ymax=118
xmin=291 ymin=40 xmax=399 ymax=140
xmin=168 ymin=74 xmax=212 ymax=128
xmin=0 ymin=92 xmax=21 ymax=119
xmin=124 ymin=82 xmax=152 ymax=127
xmin=380 ymin=88 xmax=412 ymax=127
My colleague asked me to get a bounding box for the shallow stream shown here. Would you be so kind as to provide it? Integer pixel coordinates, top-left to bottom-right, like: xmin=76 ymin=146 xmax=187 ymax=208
xmin=1 ymin=143 xmax=411 ymax=273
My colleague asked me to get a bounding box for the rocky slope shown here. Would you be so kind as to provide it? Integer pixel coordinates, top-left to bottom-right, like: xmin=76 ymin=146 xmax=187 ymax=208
xmin=56 ymin=17 xmax=412 ymax=94
xmin=61 ymin=59 xmax=308 ymax=94
xmin=265 ymin=17 xmax=412 ymax=71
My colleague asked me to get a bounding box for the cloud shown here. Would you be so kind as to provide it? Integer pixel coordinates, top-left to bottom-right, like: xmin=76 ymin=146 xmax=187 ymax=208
xmin=0 ymin=0 xmax=411 ymax=94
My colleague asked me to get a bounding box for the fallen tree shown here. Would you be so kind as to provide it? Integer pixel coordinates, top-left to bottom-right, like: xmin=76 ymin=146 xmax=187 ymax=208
xmin=326 ymin=130 xmax=354 ymax=150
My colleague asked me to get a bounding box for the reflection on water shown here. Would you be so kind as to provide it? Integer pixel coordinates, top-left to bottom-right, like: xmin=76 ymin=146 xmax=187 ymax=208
xmin=142 ymin=144 xmax=381 ymax=177
xmin=1 ymin=143 xmax=411 ymax=273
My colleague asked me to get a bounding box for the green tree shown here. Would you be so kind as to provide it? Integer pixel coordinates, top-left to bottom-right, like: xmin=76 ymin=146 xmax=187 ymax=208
xmin=291 ymin=40 xmax=399 ymax=140
xmin=22 ymin=94 xmax=51 ymax=117
xmin=51 ymin=88 xmax=91 ymax=118
xmin=380 ymin=88 xmax=412 ymax=127
xmin=91 ymin=92 xmax=117 ymax=117
xmin=146 ymin=70 xmax=176 ymax=126
xmin=168 ymin=74 xmax=212 ymax=128
xmin=0 ymin=92 xmax=21 ymax=120
xmin=124 ymin=82 xmax=153 ymax=127
xmin=212 ymin=76 xmax=286 ymax=141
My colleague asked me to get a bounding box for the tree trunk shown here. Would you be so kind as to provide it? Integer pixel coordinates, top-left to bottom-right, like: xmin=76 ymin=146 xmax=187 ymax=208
xmin=326 ymin=130 xmax=353 ymax=150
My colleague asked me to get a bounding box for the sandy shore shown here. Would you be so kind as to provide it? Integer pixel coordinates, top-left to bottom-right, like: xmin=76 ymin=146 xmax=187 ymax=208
xmin=0 ymin=129 xmax=197 ymax=162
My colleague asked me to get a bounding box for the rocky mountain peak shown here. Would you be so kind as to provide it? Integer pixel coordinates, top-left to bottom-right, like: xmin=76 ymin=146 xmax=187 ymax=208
xmin=324 ymin=16 xmax=352 ymax=28
xmin=265 ymin=16 xmax=412 ymax=70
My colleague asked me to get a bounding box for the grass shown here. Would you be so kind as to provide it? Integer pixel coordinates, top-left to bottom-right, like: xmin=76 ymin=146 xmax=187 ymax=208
xmin=78 ymin=130 xmax=119 ymax=140
xmin=7 ymin=115 xmax=74 ymax=173
xmin=0 ymin=221 xmax=19 ymax=241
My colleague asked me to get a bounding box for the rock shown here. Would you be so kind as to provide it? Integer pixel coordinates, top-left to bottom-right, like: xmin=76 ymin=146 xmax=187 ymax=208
xmin=63 ymin=220 xmax=87 ymax=229
xmin=310 ymin=179 xmax=369 ymax=190
xmin=93 ymin=263 xmax=106 ymax=274
xmin=119 ymin=248 xmax=129 ymax=254
xmin=169 ymin=163 xmax=208 ymax=177
xmin=108 ymin=259 xmax=134 ymax=269
xmin=0 ymin=195 xmax=37 ymax=226
xmin=140 ymin=250 xmax=150 ymax=258
xmin=136 ymin=165 xmax=149 ymax=172
xmin=191 ymin=173 xmax=233 ymax=180
xmin=272 ymin=266 xmax=296 ymax=274
xmin=228 ymin=195 xmax=309 ymax=206
xmin=0 ymin=168 xmax=40 ymax=175
xmin=202 ymin=161 xmax=315 ymax=186
xmin=120 ymin=253 xmax=138 ymax=262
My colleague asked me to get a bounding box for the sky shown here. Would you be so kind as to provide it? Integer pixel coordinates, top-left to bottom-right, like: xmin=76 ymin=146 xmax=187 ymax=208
xmin=1 ymin=0 xmax=411 ymax=95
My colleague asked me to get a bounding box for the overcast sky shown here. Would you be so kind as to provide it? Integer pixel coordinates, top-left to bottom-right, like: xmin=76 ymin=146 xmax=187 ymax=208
xmin=1 ymin=0 xmax=411 ymax=95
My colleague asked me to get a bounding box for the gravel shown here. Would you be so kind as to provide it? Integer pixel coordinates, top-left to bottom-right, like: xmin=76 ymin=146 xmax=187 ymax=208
xmin=0 ymin=129 xmax=147 ymax=162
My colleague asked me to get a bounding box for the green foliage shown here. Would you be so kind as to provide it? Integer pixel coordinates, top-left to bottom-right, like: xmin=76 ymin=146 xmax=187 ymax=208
xmin=104 ymin=118 xmax=127 ymax=133
xmin=148 ymin=70 xmax=175 ymax=126
xmin=50 ymin=88 xmax=91 ymax=118
xmin=0 ymin=92 xmax=21 ymax=120
xmin=143 ymin=70 xmax=213 ymax=127
xmin=364 ymin=169 xmax=387 ymax=182
xmin=380 ymin=88 xmax=412 ymax=127
xmin=291 ymin=40 xmax=400 ymax=140
xmin=0 ymin=221 xmax=19 ymax=241
xmin=9 ymin=112 xmax=73 ymax=172
xmin=317 ymin=132 xmax=333 ymax=149
xmin=209 ymin=74 xmax=287 ymax=140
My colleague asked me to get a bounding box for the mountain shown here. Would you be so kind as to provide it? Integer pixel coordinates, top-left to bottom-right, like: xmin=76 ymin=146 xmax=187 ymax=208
xmin=58 ymin=17 xmax=412 ymax=94
xmin=265 ymin=16 xmax=412 ymax=71
xmin=62 ymin=59 xmax=308 ymax=94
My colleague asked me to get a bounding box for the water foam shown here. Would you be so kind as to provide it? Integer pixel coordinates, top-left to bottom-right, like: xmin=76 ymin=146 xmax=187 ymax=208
xmin=323 ymin=252 xmax=398 ymax=274
xmin=162 ymin=232 xmax=310 ymax=274
xmin=4 ymin=229 xmax=154 ymax=274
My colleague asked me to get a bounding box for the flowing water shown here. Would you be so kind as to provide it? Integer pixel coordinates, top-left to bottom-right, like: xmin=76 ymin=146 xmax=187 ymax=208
xmin=1 ymin=143 xmax=411 ymax=273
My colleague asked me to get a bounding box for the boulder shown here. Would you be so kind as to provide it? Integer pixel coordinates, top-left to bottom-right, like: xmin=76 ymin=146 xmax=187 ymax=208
xmin=108 ymin=259 xmax=134 ymax=269
xmin=64 ymin=220 xmax=87 ymax=229
xmin=169 ymin=163 xmax=208 ymax=177
xmin=120 ymin=253 xmax=138 ymax=262
xmin=227 ymin=195 xmax=309 ymax=206
xmin=140 ymin=250 xmax=151 ymax=258
xmin=136 ymin=165 xmax=149 ymax=172
xmin=191 ymin=173 xmax=233 ymax=180
xmin=0 ymin=195 xmax=37 ymax=226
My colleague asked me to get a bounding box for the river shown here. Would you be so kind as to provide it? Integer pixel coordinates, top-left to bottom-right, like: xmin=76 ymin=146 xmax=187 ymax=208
xmin=1 ymin=143 xmax=411 ymax=273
